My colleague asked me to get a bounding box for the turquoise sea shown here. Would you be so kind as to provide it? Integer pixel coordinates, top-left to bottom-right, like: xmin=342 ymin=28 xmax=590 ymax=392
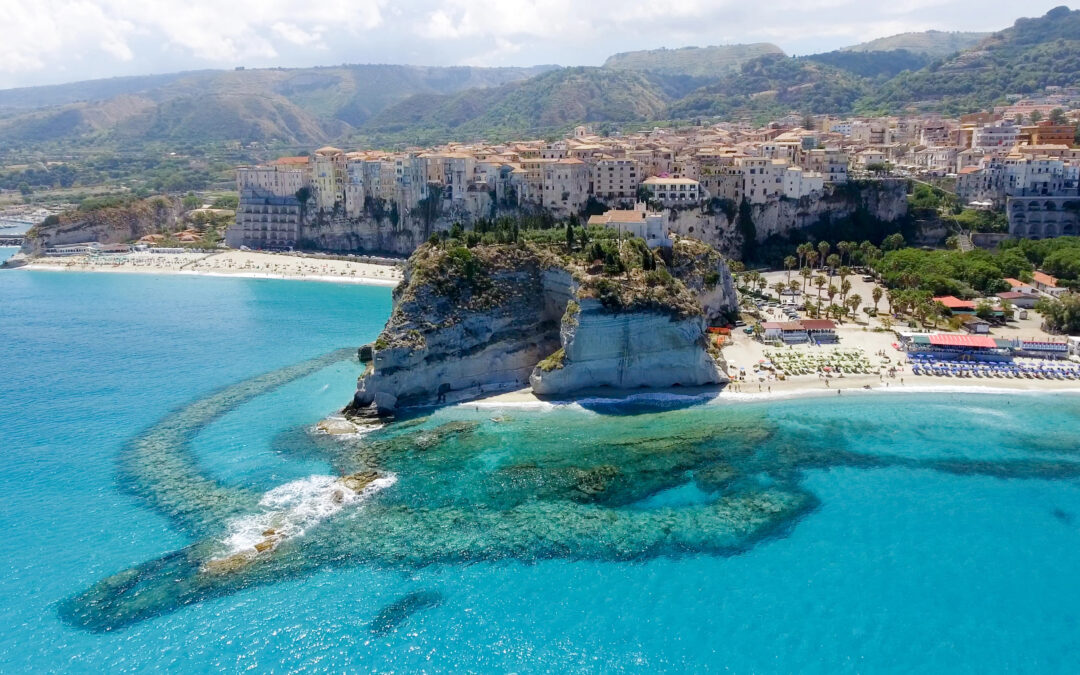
xmin=2 ymin=245 xmax=1080 ymax=673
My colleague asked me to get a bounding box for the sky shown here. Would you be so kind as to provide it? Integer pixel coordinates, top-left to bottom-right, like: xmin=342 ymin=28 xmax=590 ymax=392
xmin=0 ymin=0 xmax=1070 ymax=89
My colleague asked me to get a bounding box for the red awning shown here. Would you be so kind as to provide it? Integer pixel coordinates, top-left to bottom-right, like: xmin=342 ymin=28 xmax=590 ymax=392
xmin=928 ymin=334 xmax=998 ymax=349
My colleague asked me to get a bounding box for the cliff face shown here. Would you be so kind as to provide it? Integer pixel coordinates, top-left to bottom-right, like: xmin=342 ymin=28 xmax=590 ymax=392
xmin=299 ymin=202 xmax=479 ymax=256
xmin=528 ymin=298 xmax=725 ymax=395
xmin=352 ymin=245 xmax=568 ymax=412
xmin=666 ymin=180 xmax=910 ymax=256
xmin=667 ymin=238 xmax=739 ymax=325
xmin=350 ymin=241 xmax=733 ymax=414
xmin=23 ymin=198 xmax=181 ymax=254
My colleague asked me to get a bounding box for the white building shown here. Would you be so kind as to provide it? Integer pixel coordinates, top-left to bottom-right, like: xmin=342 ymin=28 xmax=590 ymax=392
xmin=587 ymin=203 xmax=671 ymax=248
xmin=640 ymin=176 xmax=703 ymax=206
xmin=782 ymin=167 xmax=825 ymax=199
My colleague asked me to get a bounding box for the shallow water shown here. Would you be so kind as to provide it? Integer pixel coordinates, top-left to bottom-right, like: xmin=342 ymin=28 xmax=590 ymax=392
xmin=2 ymin=266 xmax=1080 ymax=672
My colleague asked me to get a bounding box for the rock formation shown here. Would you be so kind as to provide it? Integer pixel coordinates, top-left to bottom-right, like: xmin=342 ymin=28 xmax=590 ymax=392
xmin=665 ymin=179 xmax=910 ymax=256
xmin=348 ymin=238 xmax=735 ymax=415
xmin=21 ymin=197 xmax=182 ymax=255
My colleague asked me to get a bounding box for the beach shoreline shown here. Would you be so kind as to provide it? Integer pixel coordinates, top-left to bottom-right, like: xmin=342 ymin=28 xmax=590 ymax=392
xmin=8 ymin=250 xmax=403 ymax=287
xmin=466 ymin=377 xmax=1080 ymax=411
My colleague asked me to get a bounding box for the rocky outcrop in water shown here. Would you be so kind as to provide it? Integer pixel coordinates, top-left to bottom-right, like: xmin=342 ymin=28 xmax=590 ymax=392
xmin=22 ymin=197 xmax=182 ymax=255
xmin=348 ymin=240 xmax=734 ymax=414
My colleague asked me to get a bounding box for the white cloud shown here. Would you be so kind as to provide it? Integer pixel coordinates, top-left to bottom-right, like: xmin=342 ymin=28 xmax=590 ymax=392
xmin=0 ymin=0 xmax=1067 ymax=88
xmin=0 ymin=0 xmax=384 ymax=84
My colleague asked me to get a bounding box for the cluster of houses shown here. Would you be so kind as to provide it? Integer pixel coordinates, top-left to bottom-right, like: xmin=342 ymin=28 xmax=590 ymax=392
xmin=927 ymin=272 xmax=1069 ymax=335
xmin=227 ymin=122 xmax=852 ymax=250
xmin=227 ymin=90 xmax=1080 ymax=250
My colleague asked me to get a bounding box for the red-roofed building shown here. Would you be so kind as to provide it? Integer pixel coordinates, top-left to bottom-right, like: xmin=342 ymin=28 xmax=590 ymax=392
xmin=272 ymin=156 xmax=310 ymax=166
xmin=934 ymin=296 xmax=976 ymax=313
xmin=1032 ymin=271 xmax=1068 ymax=297
xmin=1003 ymin=278 xmax=1036 ymax=294
xmin=928 ymin=333 xmax=998 ymax=349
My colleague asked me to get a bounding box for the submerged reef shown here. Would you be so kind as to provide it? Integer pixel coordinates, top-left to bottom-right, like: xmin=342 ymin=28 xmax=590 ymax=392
xmin=62 ymin=354 xmax=1080 ymax=633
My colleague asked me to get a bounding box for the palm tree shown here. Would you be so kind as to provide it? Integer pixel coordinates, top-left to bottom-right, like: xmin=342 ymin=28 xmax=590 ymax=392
xmin=788 ymin=280 xmax=800 ymax=297
xmin=872 ymin=286 xmax=883 ymax=312
xmin=840 ymin=278 xmax=852 ymax=303
xmin=784 ymin=255 xmax=796 ymax=282
xmin=847 ymin=293 xmax=862 ymax=323
xmin=800 ymin=266 xmax=812 ymax=294
xmin=817 ymin=241 xmax=831 ymax=269
xmin=931 ymin=300 xmax=948 ymax=329
xmin=836 ymin=241 xmax=852 ymax=266
xmin=827 ymin=283 xmax=838 ymax=307
xmin=826 ymin=253 xmax=841 ymax=275
xmin=796 ymin=243 xmax=811 ymax=269
xmin=814 ymin=275 xmax=827 ymax=303
xmin=838 ymin=265 xmax=851 ymax=285
xmin=806 ymin=251 xmax=819 ymax=270
xmin=772 ymin=281 xmax=787 ymax=302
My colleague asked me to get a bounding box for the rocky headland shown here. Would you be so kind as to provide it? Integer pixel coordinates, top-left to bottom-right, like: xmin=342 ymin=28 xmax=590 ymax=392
xmin=347 ymin=234 xmax=736 ymax=416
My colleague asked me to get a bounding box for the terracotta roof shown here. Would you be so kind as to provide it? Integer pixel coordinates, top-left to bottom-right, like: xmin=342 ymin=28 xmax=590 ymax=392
xmin=799 ymin=319 xmax=836 ymax=330
xmin=273 ymin=156 xmax=309 ymax=165
xmin=934 ymin=295 xmax=976 ymax=309
xmin=1033 ymin=271 xmax=1059 ymax=287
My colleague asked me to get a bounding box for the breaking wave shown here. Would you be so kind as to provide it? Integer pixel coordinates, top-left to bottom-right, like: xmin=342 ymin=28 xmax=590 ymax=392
xmin=219 ymin=473 xmax=397 ymax=556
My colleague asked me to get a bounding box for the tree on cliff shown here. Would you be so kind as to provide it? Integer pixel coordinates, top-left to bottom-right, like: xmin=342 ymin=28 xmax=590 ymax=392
xmin=737 ymin=198 xmax=756 ymax=262
xmin=566 ymin=221 xmax=575 ymax=251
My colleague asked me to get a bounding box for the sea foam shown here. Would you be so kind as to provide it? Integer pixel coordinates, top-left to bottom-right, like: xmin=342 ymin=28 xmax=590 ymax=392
xmin=220 ymin=473 xmax=396 ymax=555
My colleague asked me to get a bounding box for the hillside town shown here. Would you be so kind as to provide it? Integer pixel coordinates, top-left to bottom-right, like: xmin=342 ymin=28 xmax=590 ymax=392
xmin=227 ymin=95 xmax=1080 ymax=251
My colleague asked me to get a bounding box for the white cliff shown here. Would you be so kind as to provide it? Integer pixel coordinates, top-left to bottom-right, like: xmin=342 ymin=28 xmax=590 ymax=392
xmin=348 ymin=239 xmax=735 ymax=415
xmin=529 ymin=298 xmax=726 ymax=396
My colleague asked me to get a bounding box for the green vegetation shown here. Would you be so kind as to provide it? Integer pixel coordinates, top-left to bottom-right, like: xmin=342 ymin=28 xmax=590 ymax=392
xmin=843 ymin=30 xmax=989 ymax=57
xmin=361 ymin=67 xmax=669 ymax=146
xmin=858 ymin=7 xmax=1080 ymax=114
xmin=602 ymin=44 xmax=785 ymax=78
xmin=1035 ymin=293 xmax=1080 ymax=333
xmin=804 ymin=50 xmax=931 ymax=80
xmin=668 ymin=54 xmax=869 ymax=121
xmin=537 ymin=348 xmax=566 ymax=372
xmin=952 ymin=208 xmax=1009 ymax=233
xmin=872 ymin=246 xmax=1033 ymax=297
xmin=1000 ymin=236 xmax=1080 ymax=286
xmin=0 ymin=64 xmax=554 ymax=151
xmin=0 ymin=10 xmax=1073 ymax=161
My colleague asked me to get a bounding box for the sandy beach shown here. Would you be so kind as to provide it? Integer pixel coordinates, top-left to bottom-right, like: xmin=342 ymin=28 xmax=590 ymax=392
xmin=470 ymin=310 xmax=1080 ymax=410
xmin=14 ymin=250 xmax=403 ymax=286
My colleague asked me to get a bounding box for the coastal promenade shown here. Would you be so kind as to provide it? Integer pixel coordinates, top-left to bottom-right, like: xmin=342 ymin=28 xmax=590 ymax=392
xmin=10 ymin=249 xmax=403 ymax=286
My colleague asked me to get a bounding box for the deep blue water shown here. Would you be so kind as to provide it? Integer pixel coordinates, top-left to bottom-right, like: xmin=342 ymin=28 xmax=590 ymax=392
xmin=2 ymin=257 xmax=1080 ymax=672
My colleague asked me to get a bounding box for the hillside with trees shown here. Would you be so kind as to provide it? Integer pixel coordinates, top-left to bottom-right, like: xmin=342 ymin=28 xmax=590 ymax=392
xmin=0 ymin=8 xmax=1077 ymax=151
xmin=602 ymin=44 xmax=785 ymax=77
xmin=0 ymin=64 xmax=555 ymax=150
xmin=668 ymin=54 xmax=870 ymax=121
xmin=858 ymin=6 xmax=1080 ymax=114
xmin=842 ymin=30 xmax=990 ymax=57
xmin=360 ymin=68 xmax=670 ymax=145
